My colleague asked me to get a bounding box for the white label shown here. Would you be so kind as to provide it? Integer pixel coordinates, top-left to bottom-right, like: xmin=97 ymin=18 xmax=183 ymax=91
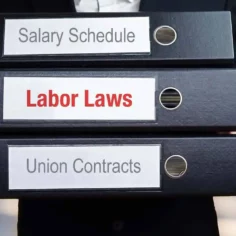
xmin=4 ymin=17 xmax=150 ymax=55
xmin=3 ymin=77 xmax=156 ymax=120
xmin=8 ymin=145 xmax=161 ymax=190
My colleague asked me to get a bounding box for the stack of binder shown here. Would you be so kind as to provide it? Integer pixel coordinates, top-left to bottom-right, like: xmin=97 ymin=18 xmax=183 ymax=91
xmin=0 ymin=11 xmax=235 ymax=198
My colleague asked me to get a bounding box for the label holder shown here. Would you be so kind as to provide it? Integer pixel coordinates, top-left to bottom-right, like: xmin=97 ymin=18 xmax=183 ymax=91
xmin=2 ymin=76 xmax=157 ymax=122
xmin=3 ymin=16 xmax=151 ymax=57
xmin=8 ymin=143 xmax=162 ymax=191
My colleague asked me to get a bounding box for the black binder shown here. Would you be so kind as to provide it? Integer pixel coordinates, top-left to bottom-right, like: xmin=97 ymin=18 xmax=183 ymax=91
xmin=1 ymin=135 xmax=236 ymax=198
xmin=1 ymin=68 xmax=236 ymax=132
xmin=0 ymin=11 xmax=234 ymax=198
xmin=0 ymin=11 xmax=234 ymax=68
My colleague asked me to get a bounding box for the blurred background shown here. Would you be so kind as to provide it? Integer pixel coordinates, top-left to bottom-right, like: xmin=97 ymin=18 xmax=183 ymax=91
xmin=0 ymin=198 xmax=235 ymax=236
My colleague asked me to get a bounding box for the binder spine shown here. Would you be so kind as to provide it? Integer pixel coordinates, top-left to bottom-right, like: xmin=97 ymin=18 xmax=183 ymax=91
xmin=0 ymin=12 xmax=234 ymax=67
xmin=0 ymin=136 xmax=235 ymax=198
xmin=1 ymin=69 xmax=236 ymax=131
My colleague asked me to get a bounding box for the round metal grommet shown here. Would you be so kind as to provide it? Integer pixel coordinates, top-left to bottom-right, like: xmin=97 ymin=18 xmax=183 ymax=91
xmin=159 ymin=87 xmax=182 ymax=110
xmin=165 ymin=155 xmax=187 ymax=178
xmin=154 ymin=25 xmax=177 ymax=46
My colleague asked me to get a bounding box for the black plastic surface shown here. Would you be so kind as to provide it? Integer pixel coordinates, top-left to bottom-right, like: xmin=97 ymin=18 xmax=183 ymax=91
xmin=0 ymin=135 xmax=236 ymax=198
xmin=140 ymin=0 xmax=226 ymax=11
xmin=0 ymin=12 xmax=234 ymax=67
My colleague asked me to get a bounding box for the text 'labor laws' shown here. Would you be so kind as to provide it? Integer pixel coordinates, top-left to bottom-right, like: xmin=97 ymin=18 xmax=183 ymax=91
xmin=26 ymin=89 xmax=133 ymax=108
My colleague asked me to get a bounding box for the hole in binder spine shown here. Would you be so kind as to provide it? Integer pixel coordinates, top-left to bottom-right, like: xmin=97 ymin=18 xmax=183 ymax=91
xmin=165 ymin=155 xmax=187 ymax=179
xmin=154 ymin=26 xmax=177 ymax=46
xmin=159 ymin=87 xmax=182 ymax=110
